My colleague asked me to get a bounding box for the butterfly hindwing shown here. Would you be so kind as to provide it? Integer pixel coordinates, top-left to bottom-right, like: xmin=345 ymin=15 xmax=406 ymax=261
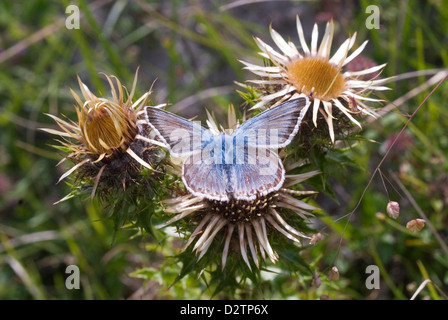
xmin=181 ymin=134 xmax=233 ymax=201
xmin=227 ymin=143 xmax=284 ymax=200
xmin=181 ymin=134 xmax=284 ymax=201
xmin=182 ymin=155 xmax=229 ymax=201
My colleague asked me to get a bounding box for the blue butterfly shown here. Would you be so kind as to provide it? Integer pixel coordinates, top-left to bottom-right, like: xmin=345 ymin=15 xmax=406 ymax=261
xmin=145 ymin=98 xmax=309 ymax=202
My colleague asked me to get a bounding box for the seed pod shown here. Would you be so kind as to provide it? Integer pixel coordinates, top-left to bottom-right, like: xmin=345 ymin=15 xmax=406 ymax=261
xmin=386 ymin=201 xmax=400 ymax=219
xmin=328 ymin=266 xmax=340 ymax=281
xmin=406 ymin=219 xmax=425 ymax=232
xmin=311 ymin=270 xmax=321 ymax=288
xmin=310 ymin=232 xmax=323 ymax=245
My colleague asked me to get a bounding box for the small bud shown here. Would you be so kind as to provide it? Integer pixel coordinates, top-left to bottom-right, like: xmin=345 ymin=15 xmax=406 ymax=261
xmin=311 ymin=270 xmax=321 ymax=288
xmin=406 ymin=219 xmax=425 ymax=232
xmin=376 ymin=212 xmax=386 ymax=220
xmin=386 ymin=201 xmax=400 ymax=219
xmin=328 ymin=266 xmax=339 ymax=281
xmin=310 ymin=232 xmax=323 ymax=245
xmin=406 ymin=282 xmax=416 ymax=293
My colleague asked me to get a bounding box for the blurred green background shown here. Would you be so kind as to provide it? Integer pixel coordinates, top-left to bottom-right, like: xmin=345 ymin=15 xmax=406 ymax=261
xmin=0 ymin=0 xmax=447 ymax=299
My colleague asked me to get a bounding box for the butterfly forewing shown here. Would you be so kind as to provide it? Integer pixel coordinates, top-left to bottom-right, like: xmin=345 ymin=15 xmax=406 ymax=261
xmin=232 ymin=97 xmax=309 ymax=149
xmin=144 ymin=107 xmax=214 ymax=157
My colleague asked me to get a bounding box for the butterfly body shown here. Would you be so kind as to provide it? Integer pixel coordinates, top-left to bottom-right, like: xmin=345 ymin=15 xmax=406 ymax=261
xmin=145 ymin=97 xmax=309 ymax=203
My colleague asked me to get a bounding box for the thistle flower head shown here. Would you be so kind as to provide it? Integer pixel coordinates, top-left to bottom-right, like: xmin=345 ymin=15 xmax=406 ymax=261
xmin=43 ymin=70 xmax=164 ymax=199
xmin=61 ymin=72 xmax=148 ymax=159
xmin=241 ymin=16 xmax=391 ymax=142
xmin=73 ymin=76 xmax=138 ymax=156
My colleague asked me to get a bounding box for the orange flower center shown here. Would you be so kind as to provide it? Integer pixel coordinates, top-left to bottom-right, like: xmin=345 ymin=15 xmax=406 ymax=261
xmin=286 ymin=57 xmax=346 ymax=101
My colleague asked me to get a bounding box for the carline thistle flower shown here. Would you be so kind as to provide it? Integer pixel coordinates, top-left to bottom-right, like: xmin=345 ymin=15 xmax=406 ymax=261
xmin=42 ymin=70 xmax=165 ymax=199
xmin=157 ymin=106 xmax=320 ymax=270
xmin=241 ymin=16 xmax=391 ymax=142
